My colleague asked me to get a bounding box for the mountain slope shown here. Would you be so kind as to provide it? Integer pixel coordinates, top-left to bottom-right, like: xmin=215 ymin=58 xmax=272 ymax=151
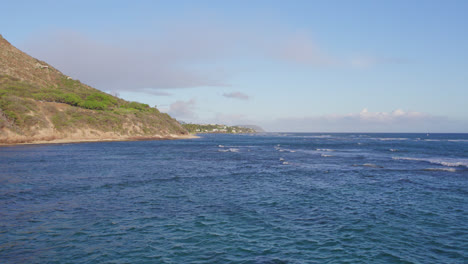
xmin=0 ymin=34 xmax=190 ymax=144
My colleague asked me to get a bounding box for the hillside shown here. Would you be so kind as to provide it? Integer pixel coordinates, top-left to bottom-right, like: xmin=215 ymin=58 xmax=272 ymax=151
xmin=0 ymin=34 xmax=190 ymax=144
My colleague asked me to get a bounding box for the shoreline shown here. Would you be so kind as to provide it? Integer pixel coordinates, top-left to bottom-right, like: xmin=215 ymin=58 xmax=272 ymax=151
xmin=0 ymin=134 xmax=199 ymax=146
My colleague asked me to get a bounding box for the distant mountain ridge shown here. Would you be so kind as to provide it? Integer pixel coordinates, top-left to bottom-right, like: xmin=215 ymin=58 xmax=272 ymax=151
xmin=0 ymin=34 xmax=190 ymax=144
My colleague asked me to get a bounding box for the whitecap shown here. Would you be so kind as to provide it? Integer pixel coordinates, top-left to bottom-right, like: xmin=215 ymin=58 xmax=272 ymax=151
xmin=218 ymin=145 xmax=224 ymax=148
xmin=371 ymin=137 xmax=409 ymax=141
xmin=389 ymin=149 xmax=398 ymax=152
xmin=276 ymin=147 xmax=296 ymax=153
xmin=316 ymin=148 xmax=335 ymax=152
xmin=321 ymin=154 xmax=333 ymax=157
xmin=282 ymin=161 xmax=289 ymax=165
xmin=392 ymin=157 xmax=468 ymax=168
xmin=290 ymin=135 xmax=333 ymax=139
xmin=306 ymin=135 xmax=332 ymax=138
xmin=218 ymin=148 xmax=239 ymax=153
xmin=423 ymin=168 xmax=457 ymax=172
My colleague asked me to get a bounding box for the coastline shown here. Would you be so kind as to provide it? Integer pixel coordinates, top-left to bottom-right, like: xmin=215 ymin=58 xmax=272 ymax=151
xmin=0 ymin=134 xmax=199 ymax=146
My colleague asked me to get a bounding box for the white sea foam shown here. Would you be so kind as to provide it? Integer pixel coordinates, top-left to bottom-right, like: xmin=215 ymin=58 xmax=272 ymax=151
xmin=218 ymin=145 xmax=224 ymax=148
xmin=276 ymin=147 xmax=296 ymax=153
xmin=282 ymin=161 xmax=289 ymax=165
xmin=291 ymin=135 xmax=332 ymax=139
xmin=321 ymin=154 xmax=333 ymax=157
xmin=392 ymin=157 xmax=468 ymax=168
xmin=307 ymin=135 xmax=332 ymax=138
xmin=389 ymin=149 xmax=398 ymax=152
xmin=279 ymin=158 xmax=285 ymax=161
xmin=424 ymin=168 xmax=457 ymax=172
xmin=316 ymin=148 xmax=335 ymax=152
xmin=448 ymin=139 xmax=468 ymax=142
xmin=374 ymin=138 xmax=409 ymax=141
xmin=218 ymin=148 xmax=240 ymax=153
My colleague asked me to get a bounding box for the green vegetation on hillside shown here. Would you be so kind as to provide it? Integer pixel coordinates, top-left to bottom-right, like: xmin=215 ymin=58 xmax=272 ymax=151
xmin=0 ymin=75 xmax=152 ymax=112
xmin=0 ymin=75 xmax=186 ymax=137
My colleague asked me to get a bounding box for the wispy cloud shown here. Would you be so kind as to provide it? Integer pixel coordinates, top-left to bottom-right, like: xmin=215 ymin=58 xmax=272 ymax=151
xmin=167 ymin=99 xmax=197 ymax=119
xmin=222 ymin=92 xmax=249 ymax=100
xmin=21 ymin=23 xmax=406 ymax=95
xmin=21 ymin=31 xmax=229 ymax=93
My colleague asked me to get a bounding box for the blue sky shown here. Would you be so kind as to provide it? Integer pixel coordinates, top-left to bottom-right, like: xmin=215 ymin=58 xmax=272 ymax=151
xmin=2 ymin=0 xmax=468 ymax=132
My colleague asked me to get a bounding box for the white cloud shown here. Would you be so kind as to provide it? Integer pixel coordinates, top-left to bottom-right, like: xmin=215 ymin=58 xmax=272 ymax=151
xmin=21 ymin=31 xmax=229 ymax=92
xmin=354 ymin=108 xmax=427 ymax=122
xmin=20 ymin=24 xmax=406 ymax=96
xmin=167 ymin=99 xmax=197 ymax=119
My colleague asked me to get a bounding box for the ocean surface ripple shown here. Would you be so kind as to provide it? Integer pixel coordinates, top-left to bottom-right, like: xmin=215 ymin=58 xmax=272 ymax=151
xmin=0 ymin=133 xmax=467 ymax=263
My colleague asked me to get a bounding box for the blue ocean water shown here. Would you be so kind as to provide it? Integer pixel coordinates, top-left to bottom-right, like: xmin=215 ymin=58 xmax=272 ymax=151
xmin=0 ymin=133 xmax=467 ymax=263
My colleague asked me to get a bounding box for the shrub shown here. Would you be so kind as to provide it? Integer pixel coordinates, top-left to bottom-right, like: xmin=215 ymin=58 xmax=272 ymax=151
xmin=33 ymin=92 xmax=64 ymax=102
xmin=79 ymin=92 xmax=118 ymax=110
xmin=87 ymin=92 xmax=117 ymax=105
xmin=80 ymin=100 xmax=107 ymax=110
xmin=63 ymin=93 xmax=83 ymax=106
xmin=120 ymin=101 xmax=152 ymax=112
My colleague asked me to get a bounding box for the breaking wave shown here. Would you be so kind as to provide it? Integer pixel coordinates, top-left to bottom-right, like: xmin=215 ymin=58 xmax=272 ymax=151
xmin=218 ymin=148 xmax=240 ymax=153
xmin=372 ymin=138 xmax=409 ymax=141
xmin=423 ymin=168 xmax=457 ymax=172
xmin=392 ymin=157 xmax=468 ymax=168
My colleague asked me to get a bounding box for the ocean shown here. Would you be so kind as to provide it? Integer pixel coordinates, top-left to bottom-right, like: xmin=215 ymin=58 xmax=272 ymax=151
xmin=0 ymin=133 xmax=467 ymax=263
